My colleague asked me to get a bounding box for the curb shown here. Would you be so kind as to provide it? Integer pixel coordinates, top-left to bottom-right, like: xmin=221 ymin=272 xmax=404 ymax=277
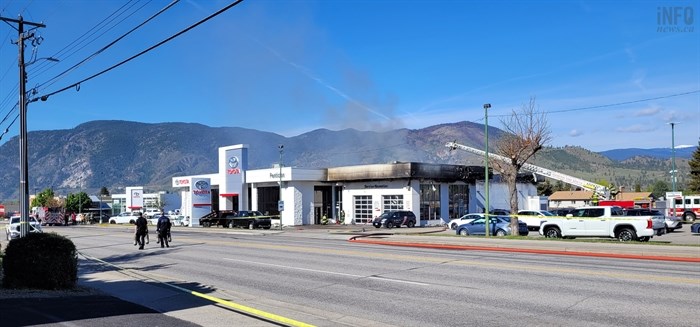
xmin=348 ymin=237 xmax=700 ymax=263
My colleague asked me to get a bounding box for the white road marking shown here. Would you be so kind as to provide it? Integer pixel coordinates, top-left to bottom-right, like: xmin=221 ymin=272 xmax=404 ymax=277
xmin=223 ymin=258 xmax=430 ymax=286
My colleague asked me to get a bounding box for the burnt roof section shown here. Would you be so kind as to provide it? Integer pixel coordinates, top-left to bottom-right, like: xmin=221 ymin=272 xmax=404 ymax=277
xmin=327 ymin=162 xmax=486 ymax=183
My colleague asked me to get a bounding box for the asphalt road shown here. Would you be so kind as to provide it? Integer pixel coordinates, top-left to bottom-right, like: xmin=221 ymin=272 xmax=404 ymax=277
xmin=43 ymin=225 xmax=700 ymax=327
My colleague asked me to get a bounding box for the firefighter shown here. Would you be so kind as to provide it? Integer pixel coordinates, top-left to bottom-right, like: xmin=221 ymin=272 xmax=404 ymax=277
xmin=156 ymin=213 xmax=171 ymax=248
xmin=134 ymin=213 xmax=148 ymax=250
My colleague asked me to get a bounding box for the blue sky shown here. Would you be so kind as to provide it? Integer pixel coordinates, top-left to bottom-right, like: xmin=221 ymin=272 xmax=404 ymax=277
xmin=0 ymin=0 xmax=698 ymax=152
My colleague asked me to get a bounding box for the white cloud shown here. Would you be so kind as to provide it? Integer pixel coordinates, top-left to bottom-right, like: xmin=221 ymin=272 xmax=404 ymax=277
xmin=616 ymin=124 xmax=657 ymax=133
xmin=634 ymin=107 xmax=660 ymax=117
xmin=569 ymin=129 xmax=583 ymax=137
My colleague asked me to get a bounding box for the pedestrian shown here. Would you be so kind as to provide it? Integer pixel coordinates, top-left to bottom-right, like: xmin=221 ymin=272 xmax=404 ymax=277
xmin=156 ymin=212 xmax=171 ymax=248
xmin=134 ymin=212 xmax=148 ymax=250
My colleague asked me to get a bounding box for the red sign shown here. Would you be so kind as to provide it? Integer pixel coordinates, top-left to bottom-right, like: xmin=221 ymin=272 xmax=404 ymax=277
xmin=227 ymin=168 xmax=241 ymax=175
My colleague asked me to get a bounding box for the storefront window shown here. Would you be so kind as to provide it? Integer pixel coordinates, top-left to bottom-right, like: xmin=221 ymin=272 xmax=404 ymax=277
xmin=382 ymin=195 xmax=404 ymax=211
xmin=419 ymin=184 xmax=440 ymax=220
xmin=354 ymin=195 xmax=373 ymax=224
xmin=448 ymin=184 xmax=469 ymax=218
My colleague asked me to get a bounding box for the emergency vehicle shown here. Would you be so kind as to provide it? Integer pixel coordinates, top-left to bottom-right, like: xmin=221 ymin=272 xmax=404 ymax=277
xmin=666 ymin=192 xmax=699 ymax=222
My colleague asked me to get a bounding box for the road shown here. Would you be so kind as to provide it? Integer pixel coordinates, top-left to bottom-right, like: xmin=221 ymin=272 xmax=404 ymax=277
xmin=49 ymin=225 xmax=700 ymax=327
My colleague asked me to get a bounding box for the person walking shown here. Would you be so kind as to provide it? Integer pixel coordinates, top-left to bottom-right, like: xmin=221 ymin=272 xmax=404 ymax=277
xmin=156 ymin=213 xmax=171 ymax=248
xmin=134 ymin=212 xmax=149 ymax=250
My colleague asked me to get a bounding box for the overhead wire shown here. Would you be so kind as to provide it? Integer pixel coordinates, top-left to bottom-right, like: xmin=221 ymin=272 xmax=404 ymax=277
xmin=31 ymin=0 xmax=245 ymax=103
xmin=1 ymin=0 xmax=141 ymax=125
xmin=33 ymin=0 xmax=177 ymax=92
xmin=28 ymin=0 xmax=147 ymax=82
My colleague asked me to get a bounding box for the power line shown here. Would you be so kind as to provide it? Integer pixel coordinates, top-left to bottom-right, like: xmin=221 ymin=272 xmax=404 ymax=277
xmin=32 ymin=0 xmax=178 ymax=92
xmin=472 ymin=90 xmax=700 ymax=122
xmin=31 ymin=0 xmax=245 ymax=103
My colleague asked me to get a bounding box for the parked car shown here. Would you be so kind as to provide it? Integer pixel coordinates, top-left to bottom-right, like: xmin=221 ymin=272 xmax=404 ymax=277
xmin=226 ymin=211 xmax=271 ymax=229
xmin=372 ymin=210 xmax=417 ymax=228
xmin=108 ymin=212 xmax=141 ymax=224
xmin=691 ymin=223 xmax=700 ymax=234
xmin=664 ymin=215 xmax=683 ymax=232
xmin=623 ymin=208 xmax=666 ymax=236
xmin=516 ymin=210 xmax=554 ymax=231
xmin=148 ymin=213 xmax=162 ymax=225
xmin=490 ymin=209 xmax=511 ymax=216
xmin=6 ymin=216 xmax=42 ymax=240
xmin=549 ymin=208 xmax=574 ymax=217
xmin=143 ymin=208 xmax=161 ymax=218
xmin=447 ymin=213 xmax=484 ymax=230
xmin=455 ymin=216 xmax=528 ymax=236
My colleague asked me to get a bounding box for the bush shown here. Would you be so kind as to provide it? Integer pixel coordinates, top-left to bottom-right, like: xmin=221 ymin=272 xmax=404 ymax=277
xmin=2 ymin=233 xmax=78 ymax=290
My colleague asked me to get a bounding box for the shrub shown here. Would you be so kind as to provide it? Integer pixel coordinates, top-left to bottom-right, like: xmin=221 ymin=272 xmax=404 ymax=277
xmin=2 ymin=232 xmax=77 ymax=289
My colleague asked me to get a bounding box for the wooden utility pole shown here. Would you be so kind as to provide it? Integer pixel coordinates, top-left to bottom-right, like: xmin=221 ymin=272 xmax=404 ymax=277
xmin=1 ymin=16 xmax=46 ymax=238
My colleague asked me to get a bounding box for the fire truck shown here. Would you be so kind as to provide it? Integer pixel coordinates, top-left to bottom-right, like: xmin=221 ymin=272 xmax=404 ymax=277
xmin=666 ymin=192 xmax=699 ymax=222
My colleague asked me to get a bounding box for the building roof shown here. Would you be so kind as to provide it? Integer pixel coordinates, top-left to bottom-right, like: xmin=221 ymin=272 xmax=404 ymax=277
xmin=327 ymin=162 xmax=485 ymax=183
xmin=549 ymin=191 xmax=594 ymax=201
xmin=615 ymin=192 xmax=653 ymax=201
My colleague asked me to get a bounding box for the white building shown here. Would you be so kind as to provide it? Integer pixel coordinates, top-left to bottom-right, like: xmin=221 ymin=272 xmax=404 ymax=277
xmin=164 ymin=144 xmax=539 ymax=227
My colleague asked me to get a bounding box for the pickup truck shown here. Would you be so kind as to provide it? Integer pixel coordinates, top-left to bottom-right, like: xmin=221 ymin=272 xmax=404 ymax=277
xmin=539 ymin=206 xmax=656 ymax=242
xmin=199 ymin=210 xmax=272 ymax=229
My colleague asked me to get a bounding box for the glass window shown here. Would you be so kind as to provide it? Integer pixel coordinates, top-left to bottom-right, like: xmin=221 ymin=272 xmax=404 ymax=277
xmin=448 ymin=184 xmax=469 ymax=219
xmin=354 ymin=195 xmax=373 ymax=224
xmin=383 ymin=195 xmax=404 ymax=211
xmin=420 ymin=184 xmax=440 ymax=220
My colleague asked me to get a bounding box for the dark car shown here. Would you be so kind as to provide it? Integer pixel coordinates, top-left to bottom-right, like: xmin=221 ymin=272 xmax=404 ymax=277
xmin=691 ymin=223 xmax=700 ymax=234
xmin=549 ymin=208 xmax=574 ymax=217
xmin=372 ymin=210 xmax=417 ymax=228
xmin=225 ymin=210 xmax=272 ymax=229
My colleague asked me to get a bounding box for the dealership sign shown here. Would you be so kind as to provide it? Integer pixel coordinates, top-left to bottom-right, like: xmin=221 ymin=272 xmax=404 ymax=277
xmin=191 ymin=178 xmax=212 ymax=206
xmin=227 ymin=156 xmax=241 ymax=175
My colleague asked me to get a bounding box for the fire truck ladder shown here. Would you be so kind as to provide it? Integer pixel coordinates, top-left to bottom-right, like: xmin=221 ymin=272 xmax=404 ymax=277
xmin=446 ymin=141 xmax=610 ymax=199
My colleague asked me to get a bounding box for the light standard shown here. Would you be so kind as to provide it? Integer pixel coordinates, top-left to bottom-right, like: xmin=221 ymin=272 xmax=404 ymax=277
xmin=278 ymin=144 xmax=284 ymax=230
xmin=483 ymin=103 xmax=491 ymax=237
xmin=669 ymin=122 xmax=678 ymax=218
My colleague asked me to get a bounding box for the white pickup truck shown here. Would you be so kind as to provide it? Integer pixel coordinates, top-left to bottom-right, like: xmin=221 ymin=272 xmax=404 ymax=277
xmin=539 ymin=206 xmax=657 ymax=242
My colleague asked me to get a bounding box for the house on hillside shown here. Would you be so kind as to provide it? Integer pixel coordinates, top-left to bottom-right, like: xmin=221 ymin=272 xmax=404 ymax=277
xmin=548 ymin=191 xmax=595 ymax=209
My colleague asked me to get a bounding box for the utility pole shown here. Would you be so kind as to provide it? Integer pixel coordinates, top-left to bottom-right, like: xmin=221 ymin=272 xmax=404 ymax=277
xmin=1 ymin=16 xmax=46 ymax=238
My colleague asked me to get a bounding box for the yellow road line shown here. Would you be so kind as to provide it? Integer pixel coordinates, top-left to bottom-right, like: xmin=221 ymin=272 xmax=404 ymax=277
xmin=79 ymin=251 xmax=316 ymax=327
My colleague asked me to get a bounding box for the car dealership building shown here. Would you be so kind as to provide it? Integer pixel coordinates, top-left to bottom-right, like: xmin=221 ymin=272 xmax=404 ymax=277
xmin=167 ymin=144 xmax=541 ymax=227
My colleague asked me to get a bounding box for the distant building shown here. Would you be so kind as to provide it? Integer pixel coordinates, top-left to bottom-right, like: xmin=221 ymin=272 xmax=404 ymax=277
xmin=548 ymin=191 xmax=595 ymax=209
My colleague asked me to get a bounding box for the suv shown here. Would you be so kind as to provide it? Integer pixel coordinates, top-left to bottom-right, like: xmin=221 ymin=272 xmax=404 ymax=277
xmin=6 ymin=216 xmax=43 ymax=240
xmin=143 ymin=208 xmax=160 ymax=218
xmin=373 ymin=210 xmax=417 ymax=228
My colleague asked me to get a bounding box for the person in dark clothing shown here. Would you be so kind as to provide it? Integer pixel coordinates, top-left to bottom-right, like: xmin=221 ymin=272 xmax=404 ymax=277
xmin=134 ymin=213 xmax=148 ymax=250
xmin=156 ymin=213 xmax=171 ymax=248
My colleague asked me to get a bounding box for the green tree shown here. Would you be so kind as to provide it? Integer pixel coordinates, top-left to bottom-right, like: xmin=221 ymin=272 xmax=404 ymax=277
xmin=99 ymin=186 xmax=110 ymax=196
xmin=65 ymin=192 xmax=92 ymax=214
xmin=537 ymin=180 xmax=554 ymax=196
xmin=31 ymin=188 xmax=57 ymax=208
xmin=650 ymin=180 xmax=670 ymax=199
xmin=687 ymin=139 xmax=700 ymax=193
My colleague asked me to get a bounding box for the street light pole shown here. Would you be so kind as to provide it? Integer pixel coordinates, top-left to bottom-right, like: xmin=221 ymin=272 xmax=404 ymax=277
xmin=483 ymin=103 xmax=491 ymax=237
xmin=669 ymin=122 xmax=678 ymax=218
xmin=278 ymin=145 xmax=284 ymax=230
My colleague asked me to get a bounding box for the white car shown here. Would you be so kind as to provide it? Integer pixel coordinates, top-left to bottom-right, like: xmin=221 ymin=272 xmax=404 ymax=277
xmin=6 ymin=216 xmax=43 ymax=240
xmin=143 ymin=208 xmax=160 ymax=218
xmin=108 ymin=212 xmax=141 ymax=224
xmin=516 ymin=210 xmax=555 ymax=231
xmin=447 ymin=213 xmax=487 ymax=230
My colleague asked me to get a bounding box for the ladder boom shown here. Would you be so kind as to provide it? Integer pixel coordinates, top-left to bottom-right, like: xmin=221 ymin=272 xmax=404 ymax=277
xmin=446 ymin=141 xmax=609 ymax=198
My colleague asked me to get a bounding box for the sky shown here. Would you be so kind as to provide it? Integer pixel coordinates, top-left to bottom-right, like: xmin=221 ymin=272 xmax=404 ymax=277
xmin=0 ymin=0 xmax=698 ymax=152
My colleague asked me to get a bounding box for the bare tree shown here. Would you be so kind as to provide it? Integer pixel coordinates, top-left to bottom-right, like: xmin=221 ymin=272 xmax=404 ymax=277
xmin=490 ymin=97 xmax=551 ymax=235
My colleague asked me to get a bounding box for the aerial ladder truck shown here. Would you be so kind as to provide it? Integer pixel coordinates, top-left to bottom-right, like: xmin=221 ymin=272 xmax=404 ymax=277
xmin=446 ymin=141 xmax=610 ymax=200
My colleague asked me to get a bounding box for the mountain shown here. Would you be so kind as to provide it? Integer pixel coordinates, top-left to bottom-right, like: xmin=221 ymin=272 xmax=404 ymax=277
xmin=599 ymin=147 xmax=697 ymax=161
xmin=0 ymin=120 xmax=689 ymax=200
